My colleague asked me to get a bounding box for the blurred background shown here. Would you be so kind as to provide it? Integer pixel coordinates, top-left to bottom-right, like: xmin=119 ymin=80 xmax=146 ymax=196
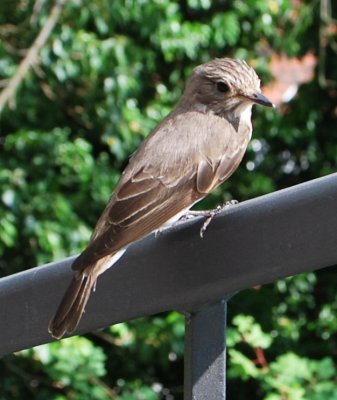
xmin=0 ymin=0 xmax=337 ymax=399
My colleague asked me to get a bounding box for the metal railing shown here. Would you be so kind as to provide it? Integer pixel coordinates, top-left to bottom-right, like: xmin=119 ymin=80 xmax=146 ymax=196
xmin=1 ymin=173 xmax=337 ymax=399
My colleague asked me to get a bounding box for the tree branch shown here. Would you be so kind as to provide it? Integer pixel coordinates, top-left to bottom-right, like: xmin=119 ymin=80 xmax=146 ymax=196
xmin=0 ymin=0 xmax=66 ymax=114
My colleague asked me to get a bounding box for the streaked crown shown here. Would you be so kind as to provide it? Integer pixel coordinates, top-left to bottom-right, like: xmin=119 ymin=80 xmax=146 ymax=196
xmin=194 ymin=58 xmax=261 ymax=95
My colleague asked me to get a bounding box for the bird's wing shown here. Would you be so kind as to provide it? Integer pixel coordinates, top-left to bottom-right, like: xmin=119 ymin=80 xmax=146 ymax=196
xmin=196 ymin=145 xmax=246 ymax=193
xmin=72 ymin=112 xmax=251 ymax=271
xmin=72 ymin=166 xmax=197 ymax=271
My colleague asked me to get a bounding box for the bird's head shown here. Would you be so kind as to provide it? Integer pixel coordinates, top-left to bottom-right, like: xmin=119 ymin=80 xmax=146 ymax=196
xmin=183 ymin=58 xmax=274 ymax=119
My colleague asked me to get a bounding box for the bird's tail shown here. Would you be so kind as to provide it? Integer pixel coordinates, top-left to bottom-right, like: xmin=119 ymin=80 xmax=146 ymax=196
xmin=48 ymin=250 xmax=125 ymax=339
xmin=48 ymin=269 xmax=97 ymax=339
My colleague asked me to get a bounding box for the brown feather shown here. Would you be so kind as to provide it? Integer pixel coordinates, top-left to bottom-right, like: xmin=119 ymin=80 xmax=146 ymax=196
xmin=49 ymin=253 xmax=120 ymax=338
xmin=48 ymin=272 xmax=95 ymax=339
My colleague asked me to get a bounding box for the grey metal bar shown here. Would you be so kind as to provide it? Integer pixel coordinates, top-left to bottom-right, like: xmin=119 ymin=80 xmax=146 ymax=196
xmin=1 ymin=173 xmax=337 ymax=355
xmin=184 ymin=300 xmax=227 ymax=400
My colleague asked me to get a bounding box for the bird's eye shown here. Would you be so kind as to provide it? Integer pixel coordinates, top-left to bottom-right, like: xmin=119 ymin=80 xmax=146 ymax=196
xmin=216 ymin=82 xmax=230 ymax=93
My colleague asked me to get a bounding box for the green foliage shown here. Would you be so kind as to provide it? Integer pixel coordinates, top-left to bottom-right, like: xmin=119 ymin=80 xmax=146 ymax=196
xmin=5 ymin=337 xmax=107 ymax=400
xmin=227 ymin=313 xmax=337 ymax=399
xmin=0 ymin=0 xmax=336 ymax=399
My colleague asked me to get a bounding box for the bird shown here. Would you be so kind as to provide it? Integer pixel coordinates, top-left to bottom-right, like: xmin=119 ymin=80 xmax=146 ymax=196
xmin=48 ymin=57 xmax=274 ymax=339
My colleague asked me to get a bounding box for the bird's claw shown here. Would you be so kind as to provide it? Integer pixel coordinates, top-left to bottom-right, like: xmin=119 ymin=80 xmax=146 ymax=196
xmin=199 ymin=200 xmax=239 ymax=238
xmin=171 ymin=200 xmax=238 ymax=237
xmin=224 ymin=199 xmax=239 ymax=207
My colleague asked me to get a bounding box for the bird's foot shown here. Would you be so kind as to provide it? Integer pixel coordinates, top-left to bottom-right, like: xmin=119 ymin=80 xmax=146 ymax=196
xmin=198 ymin=200 xmax=239 ymax=238
xmin=178 ymin=210 xmax=211 ymax=221
xmin=155 ymin=200 xmax=238 ymax=237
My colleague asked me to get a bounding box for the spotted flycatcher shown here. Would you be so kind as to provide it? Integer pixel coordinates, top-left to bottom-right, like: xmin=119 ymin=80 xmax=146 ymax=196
xmin=49 ymin=58 xmax=274 ymax=339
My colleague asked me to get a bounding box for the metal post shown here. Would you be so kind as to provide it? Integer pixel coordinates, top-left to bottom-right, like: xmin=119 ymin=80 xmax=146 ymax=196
xmin=184 ymin=299 xmax=227 ymax=400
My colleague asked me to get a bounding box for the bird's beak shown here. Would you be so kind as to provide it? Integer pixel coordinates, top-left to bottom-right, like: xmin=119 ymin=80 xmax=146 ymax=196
xmin=248 ymin=92 xmax=275 ymax=108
